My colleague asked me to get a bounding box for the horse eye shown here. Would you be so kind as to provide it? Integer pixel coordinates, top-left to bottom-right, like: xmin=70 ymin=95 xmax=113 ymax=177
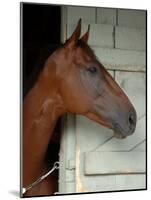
xmin=87 ymin=66 xmax=97 ymax=74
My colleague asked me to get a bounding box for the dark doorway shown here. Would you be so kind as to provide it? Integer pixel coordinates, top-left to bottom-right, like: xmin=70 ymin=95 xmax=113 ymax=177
xmin=22 ymin=3 xmax=61 ymax=97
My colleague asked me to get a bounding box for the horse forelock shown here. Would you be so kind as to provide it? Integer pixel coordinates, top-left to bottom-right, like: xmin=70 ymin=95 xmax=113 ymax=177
xmin=77 ymin=39 xmax=97 ymax=59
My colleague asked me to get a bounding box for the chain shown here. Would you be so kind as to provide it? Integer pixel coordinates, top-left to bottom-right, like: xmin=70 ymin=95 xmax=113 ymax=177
xmin=23 ymin=161 xmax=59 ymax=194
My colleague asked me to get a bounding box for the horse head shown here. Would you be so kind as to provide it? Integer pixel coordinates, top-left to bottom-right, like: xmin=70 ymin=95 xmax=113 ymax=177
xmin=46 ymin=19 xmax=137 ymax=139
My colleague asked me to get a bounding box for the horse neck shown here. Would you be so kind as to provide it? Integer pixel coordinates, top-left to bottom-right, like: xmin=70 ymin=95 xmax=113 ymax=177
xmin=23 ymin=59 xmax=65 ymax=186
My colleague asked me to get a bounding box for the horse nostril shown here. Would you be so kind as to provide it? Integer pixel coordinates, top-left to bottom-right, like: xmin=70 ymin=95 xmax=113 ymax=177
xmin=128 ymin=111 xmax=136 ymax=128
xmin=129 ymin=114 xmax=134 ymax=125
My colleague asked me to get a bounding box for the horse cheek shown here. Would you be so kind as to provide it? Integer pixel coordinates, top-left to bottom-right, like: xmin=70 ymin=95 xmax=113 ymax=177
xmin=60 ymin=80 xmax=91 ymax=114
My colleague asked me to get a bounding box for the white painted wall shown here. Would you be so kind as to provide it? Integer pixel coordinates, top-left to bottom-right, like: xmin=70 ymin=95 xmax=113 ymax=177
xmin=59 ymin=5 xmax=146 ymax=194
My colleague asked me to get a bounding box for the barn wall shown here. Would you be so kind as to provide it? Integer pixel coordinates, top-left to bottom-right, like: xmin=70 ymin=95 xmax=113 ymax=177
xmin=59 ymin=6 xmax=146 ymax=193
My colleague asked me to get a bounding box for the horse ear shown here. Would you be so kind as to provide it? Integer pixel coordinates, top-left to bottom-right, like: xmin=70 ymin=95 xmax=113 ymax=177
xmin=65 ymin=19 xmax=81 ymax=47
xmin=80 ymin=24 xmax=90 ymax=43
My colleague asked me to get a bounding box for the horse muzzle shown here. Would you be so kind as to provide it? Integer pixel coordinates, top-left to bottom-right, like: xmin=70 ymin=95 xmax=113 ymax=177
xmin=112 ymin=108 xmax=137 ymax=139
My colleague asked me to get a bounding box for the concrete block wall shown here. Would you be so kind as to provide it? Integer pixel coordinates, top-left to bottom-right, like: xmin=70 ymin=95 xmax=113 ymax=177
xmin=96 ymin=8 xmax=117 ymax=25
xmin=60 ymin=6 xmax=146 ymax=193
xmin=66 ymin=6 xmax=146 ymax=72
xmin=67 ymin=6 xmax=146 ymax=28
xmin=67 ymin=23 xmax=114 ymax=48
xmin=118 ymin=9 xmax=146 ymax=28
xmin=115 ymin=26 xmax=146 ymax=51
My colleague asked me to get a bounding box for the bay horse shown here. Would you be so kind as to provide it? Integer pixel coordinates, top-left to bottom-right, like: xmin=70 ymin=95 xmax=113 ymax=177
xmin=23 ymin=19 xmax=136 ymax=197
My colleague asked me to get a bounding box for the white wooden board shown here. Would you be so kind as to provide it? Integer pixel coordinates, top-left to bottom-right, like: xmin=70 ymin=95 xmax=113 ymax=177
xmin=84 ymin=152 xmax=145 ymax=175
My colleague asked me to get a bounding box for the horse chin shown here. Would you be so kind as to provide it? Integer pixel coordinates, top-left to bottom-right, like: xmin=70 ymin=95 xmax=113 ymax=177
xmin=86 ymin=113 xmax=129 ymax=140
xmin=112 ymin=122 xmax=134 ymax=139
xmin=113 ymin=131 xmax=127 ymax=139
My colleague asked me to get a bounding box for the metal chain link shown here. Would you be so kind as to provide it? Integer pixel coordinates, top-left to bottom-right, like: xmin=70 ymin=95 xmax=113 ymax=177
xmin=23 ymin=161 xmax=59 ymax=194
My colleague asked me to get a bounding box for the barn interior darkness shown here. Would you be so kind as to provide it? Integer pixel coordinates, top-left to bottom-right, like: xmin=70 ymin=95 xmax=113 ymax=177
xmin=22 ymin=3 xmax=61 ymax=96
xmin=22 ymin=3 xmax=62 ymax=184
